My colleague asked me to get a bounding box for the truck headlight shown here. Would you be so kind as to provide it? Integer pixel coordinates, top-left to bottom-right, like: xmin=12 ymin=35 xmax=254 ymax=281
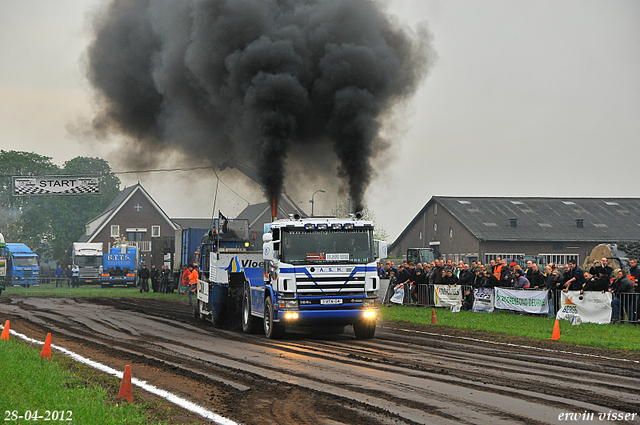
xmin=363 ymin=297 xmax=378 ymax=307
xmin=363 ymin=310 xmax=376 ymax=319
xmin=284 ymin=312 xmax=299 ymax=320
xmin=278 ymin=299 xmax=299 ymax=309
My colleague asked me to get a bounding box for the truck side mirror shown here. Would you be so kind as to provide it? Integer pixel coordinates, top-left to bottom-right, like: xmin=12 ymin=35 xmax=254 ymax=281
xmin=377 ymin=241 xmax=388 ymax=260
xmin=263 ymin=241 xmax=275 ymax=261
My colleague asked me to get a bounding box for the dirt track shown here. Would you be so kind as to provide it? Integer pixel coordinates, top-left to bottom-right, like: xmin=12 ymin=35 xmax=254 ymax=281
xmin=1 ymin=296 xmax=639 ymax=425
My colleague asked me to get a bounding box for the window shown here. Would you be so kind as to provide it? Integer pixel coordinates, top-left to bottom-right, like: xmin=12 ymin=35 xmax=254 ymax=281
xmin=539 ymin=254 xmax=579 ymax=266
xmin=152 ymin=225 xmax=160 ymax=237
xmin=111 ymin=225 xmax=119 ymax=237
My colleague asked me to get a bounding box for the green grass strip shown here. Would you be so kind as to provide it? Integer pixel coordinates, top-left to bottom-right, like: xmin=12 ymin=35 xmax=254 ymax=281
xmin=379 ymin=306 xmax=640 ymax=352
xmin=0 ymin=338 xmax=167 ymax=425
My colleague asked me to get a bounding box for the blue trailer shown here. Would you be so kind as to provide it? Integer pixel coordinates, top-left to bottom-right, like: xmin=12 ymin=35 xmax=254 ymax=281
xmin=6 ymin=243 xmax=40 ymax=287
xmin=101 ymin=244 xmax=138 ymax=288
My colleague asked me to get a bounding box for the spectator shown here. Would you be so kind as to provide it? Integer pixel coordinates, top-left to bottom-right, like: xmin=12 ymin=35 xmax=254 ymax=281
xmin=65 ymin=265 xmax=73 ymax=287
xmin=188 ymin=264 xmax=199 ymax=306
xmin=458 ymin=263 xmax=474 ymax=287
xmin=138 ymin=263 xmax=150 ymax=293
xmin=150 ymin=264 xmax=160 ymax=293
xmin=54 ymin=265 xmax=64 ymax=288
xmin=491 ymin=257 xmax=507 ymax=280
xmin=629 ymin=259 xmax=640 ymax=322
xmin=610 ymin=269 xmax=634 ymax=323
xmin=563 ymin=259 xmax=585 ymax=291
xmin=432 ymin=260 xmax=444 ymax=284
xmin=513 ymin=269 xmax=530 ymax=289
xmin=582 ymin=269 xmax=609 ymax=293
xmin=383 ymin=269 xmax=397 ymax=306
xmin=501 ymin=262 xmax=517 ymax=287
xmin=461 ymin=288 xmax=473 ymax=311
xmin=442 ymin=268 xmax=458 ymax=285
xmin=71 ymin=264 xmax=80 ymax=288
xmin=181 ymin=264 xmax=191 ymax=292
xmin=601 ymin=258 xmax=614 ymax=279
xmin=161 ymin=265 xmax=172 ymax=293
xmin=482 ymin=270 xmax=499 ymax=288
xmin=528 ymin=264 xmax=544 ymax=289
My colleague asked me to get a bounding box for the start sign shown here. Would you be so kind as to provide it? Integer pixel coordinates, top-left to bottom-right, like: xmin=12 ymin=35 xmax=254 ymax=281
xmin=13 ymin=176 xmax=100 ymax=196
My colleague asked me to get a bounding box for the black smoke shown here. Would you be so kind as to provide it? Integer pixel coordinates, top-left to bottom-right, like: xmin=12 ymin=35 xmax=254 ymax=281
xmin=87 ymin=0 xmax=434 ymax=211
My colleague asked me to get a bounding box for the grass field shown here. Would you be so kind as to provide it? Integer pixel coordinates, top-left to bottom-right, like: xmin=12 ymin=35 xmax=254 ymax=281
xmin=379 ymin=305 xmax=640 ymax=351
xmin=0 ymin=337 xmax=185 ymax=425
xmin=1 ymin=281 xmax=187 ymax=300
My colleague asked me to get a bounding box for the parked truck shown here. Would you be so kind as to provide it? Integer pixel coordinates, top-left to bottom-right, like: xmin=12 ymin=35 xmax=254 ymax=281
xmin=5 ymin=243 xmax=40 ymax=287
xmin=72 ymin=242 xmax=103 ymax=285
xmin=194 ymin=214 xmax=387 ymax=339
xmin=100 ymin=241 xmax=138 ymax=288
xmin=0 ymin=233 xmax=6 ymax=295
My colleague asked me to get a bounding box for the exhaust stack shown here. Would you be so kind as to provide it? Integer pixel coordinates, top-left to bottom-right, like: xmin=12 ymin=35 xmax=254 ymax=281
xmin=271 ymin=196 xmax=277 ymax=222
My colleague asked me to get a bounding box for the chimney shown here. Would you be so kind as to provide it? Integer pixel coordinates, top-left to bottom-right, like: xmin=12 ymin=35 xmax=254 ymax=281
xmin=575 ymin=218 xmax=584 ymax=229
xmin=509 ymin=218 xmax=518 ymax=228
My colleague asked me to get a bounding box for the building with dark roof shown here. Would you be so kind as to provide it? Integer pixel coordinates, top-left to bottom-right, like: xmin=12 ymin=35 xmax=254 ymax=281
xmin=389 ymin=196 xmax=640 ymax=266
xmin=79 ymin=183 xmax=178 ymax=267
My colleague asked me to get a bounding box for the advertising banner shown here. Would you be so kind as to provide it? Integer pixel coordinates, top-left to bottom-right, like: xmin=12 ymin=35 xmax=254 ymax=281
xmin=472 ymin=288 xmax=494 ymax=313
xmin=494 ymin=288 xmax=548 ymax=314
xmin=434 ymin=285 xmax=462 ymax=307
xmin=556 ymin=291 xmax=612 ymax=324
xmin=13 ymin=176 xmax=100 ymax=196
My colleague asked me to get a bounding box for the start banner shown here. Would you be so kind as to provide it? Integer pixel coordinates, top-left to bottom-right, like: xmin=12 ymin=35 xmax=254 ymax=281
xmin=434 ymin=285 xmax=462 ymax=307
xmin=494 ymin=287 xmax=548 ymax=314
xmin=556 ymin=291 xmax=612 ymax=324
xmin=13 ymin=176 xmax=100 ymax=196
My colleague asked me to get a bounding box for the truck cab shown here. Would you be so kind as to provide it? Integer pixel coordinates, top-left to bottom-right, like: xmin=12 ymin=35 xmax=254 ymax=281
xmin=5 ymin=243 xmax=40 ymax=287
xmin=72 ymin=242 xmax=103 ymax=285
xmin=244 ymin=215 xmax=387 ymax=339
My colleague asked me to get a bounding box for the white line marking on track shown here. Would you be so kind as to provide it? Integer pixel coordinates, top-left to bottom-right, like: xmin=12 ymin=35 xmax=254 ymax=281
xmin=384 ymin=326 xmax=640 ymax=364
xmin=5 ymin=328 xmax=241 ymax=425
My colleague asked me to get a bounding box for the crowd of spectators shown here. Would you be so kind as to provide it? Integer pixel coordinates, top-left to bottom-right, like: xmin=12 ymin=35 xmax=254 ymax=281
xmin=378 ymin=256 xmax=640 ymax=322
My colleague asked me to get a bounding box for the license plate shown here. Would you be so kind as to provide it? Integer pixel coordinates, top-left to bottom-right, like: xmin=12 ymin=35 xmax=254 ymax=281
xmin=320 ymin=298 xmax=343 ymax=305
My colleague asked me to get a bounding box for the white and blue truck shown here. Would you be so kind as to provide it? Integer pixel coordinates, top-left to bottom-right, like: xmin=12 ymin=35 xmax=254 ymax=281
xmin=194 ymin=214 xmax=387 ymax=339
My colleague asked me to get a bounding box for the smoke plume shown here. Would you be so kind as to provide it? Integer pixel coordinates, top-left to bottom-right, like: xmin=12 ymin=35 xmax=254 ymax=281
xmin=87 ymin=0 xmax=434 ymax=212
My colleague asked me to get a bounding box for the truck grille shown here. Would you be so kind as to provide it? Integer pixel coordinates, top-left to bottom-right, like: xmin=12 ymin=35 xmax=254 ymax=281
xmin=296 ymin=276 xmax=365 ymax=297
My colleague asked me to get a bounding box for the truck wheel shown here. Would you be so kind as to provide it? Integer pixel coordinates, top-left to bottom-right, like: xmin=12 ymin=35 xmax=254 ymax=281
xmin=264 ymin=296 xmax=285 ymax=339
xmin=353 ymin=319 xmax=376 ymax=339
xmin=242 ymin=287 xmax=261 ymax=334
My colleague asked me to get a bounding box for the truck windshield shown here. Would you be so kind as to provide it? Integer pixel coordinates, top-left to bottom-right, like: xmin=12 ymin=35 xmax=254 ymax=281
xmin=281 ymin=228 xmax=374 ymax=264
xmin=13 ymin=257 xmax=38 ymax=267
xmin=75 ymin=256 xmax=103 ymax=267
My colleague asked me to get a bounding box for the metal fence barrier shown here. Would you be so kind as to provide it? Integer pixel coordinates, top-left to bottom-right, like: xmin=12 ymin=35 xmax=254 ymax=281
xmin=389 ymin=281 xmax=639 ymax=325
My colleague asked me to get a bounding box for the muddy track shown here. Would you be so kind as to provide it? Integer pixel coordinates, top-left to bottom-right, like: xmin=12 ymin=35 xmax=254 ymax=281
xmin=1 ymin=296 xmax=639 ymax=425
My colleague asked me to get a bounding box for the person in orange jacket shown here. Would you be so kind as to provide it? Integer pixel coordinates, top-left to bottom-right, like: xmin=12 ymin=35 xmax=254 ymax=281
xmin=188 ymin=264 xmax=199 ymax=306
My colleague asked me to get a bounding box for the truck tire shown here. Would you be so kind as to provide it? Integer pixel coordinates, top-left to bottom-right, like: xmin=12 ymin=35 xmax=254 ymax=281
xmin=353 ymin=319 xmax=376 ymax=339
xmin=242 ymin=287 xmax=261 ymax=334
xmin=263 ymin=296 xmax=285 ymax=339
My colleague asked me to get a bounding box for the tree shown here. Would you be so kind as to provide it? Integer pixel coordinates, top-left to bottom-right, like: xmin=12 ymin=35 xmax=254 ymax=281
xmin=0 ymin=151 xmax=120 ymax=265
xmin=330 ymin=198 xmax=388 ymax=241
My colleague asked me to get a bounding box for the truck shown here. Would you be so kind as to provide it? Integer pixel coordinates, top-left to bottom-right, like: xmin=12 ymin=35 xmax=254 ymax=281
xmin=72 ymin=242 xmax=103 ymax=285
xmin=406 ymin=247 xmax=437 ymax=265
xmin=194 ymin=214 xmax=387 ymax=339
xmin=5 ymin=243 xmax=40 ymax=287
xmin=0 ymin=233 xmax=6 ymax=295
xmin=100 ymin=240 xmax=138 ymax=288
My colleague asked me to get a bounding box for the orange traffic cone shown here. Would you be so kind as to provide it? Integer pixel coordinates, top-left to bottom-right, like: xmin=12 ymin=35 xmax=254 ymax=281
xmin=549 ymin=319 xmax=561 ymax=341
xmin=431 ymin=308 xmax=437 ymax=325
xmin=1 ymin=320 xmax=9 ymax=340
xmin=40 ymin=333 xmax=52 ymax=360
xmin=118 ymin=365 xmax=133 ymax=403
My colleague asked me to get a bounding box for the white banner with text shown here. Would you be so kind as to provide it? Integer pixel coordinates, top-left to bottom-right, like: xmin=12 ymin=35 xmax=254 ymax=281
xmin=434 ymin=285 xmax=462 ymax=307
xmin=494 ymin=288 xmax=548 ymax=314
xmin=472 ymin=288 xmax=495 ymax=313
xmin=556 ymin=291 xmax=612 ymax=324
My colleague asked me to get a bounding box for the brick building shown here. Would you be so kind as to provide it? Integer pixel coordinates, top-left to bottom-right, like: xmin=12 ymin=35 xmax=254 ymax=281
xmin=79 ymin=183 xmax=178 ymax=267
xmin=389 ymin=197 xmax=640 ymax=266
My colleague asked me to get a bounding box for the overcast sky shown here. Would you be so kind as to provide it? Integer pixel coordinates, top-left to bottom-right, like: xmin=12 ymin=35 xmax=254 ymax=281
xmin=1 ymin=0 xmax=639 ymax=241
